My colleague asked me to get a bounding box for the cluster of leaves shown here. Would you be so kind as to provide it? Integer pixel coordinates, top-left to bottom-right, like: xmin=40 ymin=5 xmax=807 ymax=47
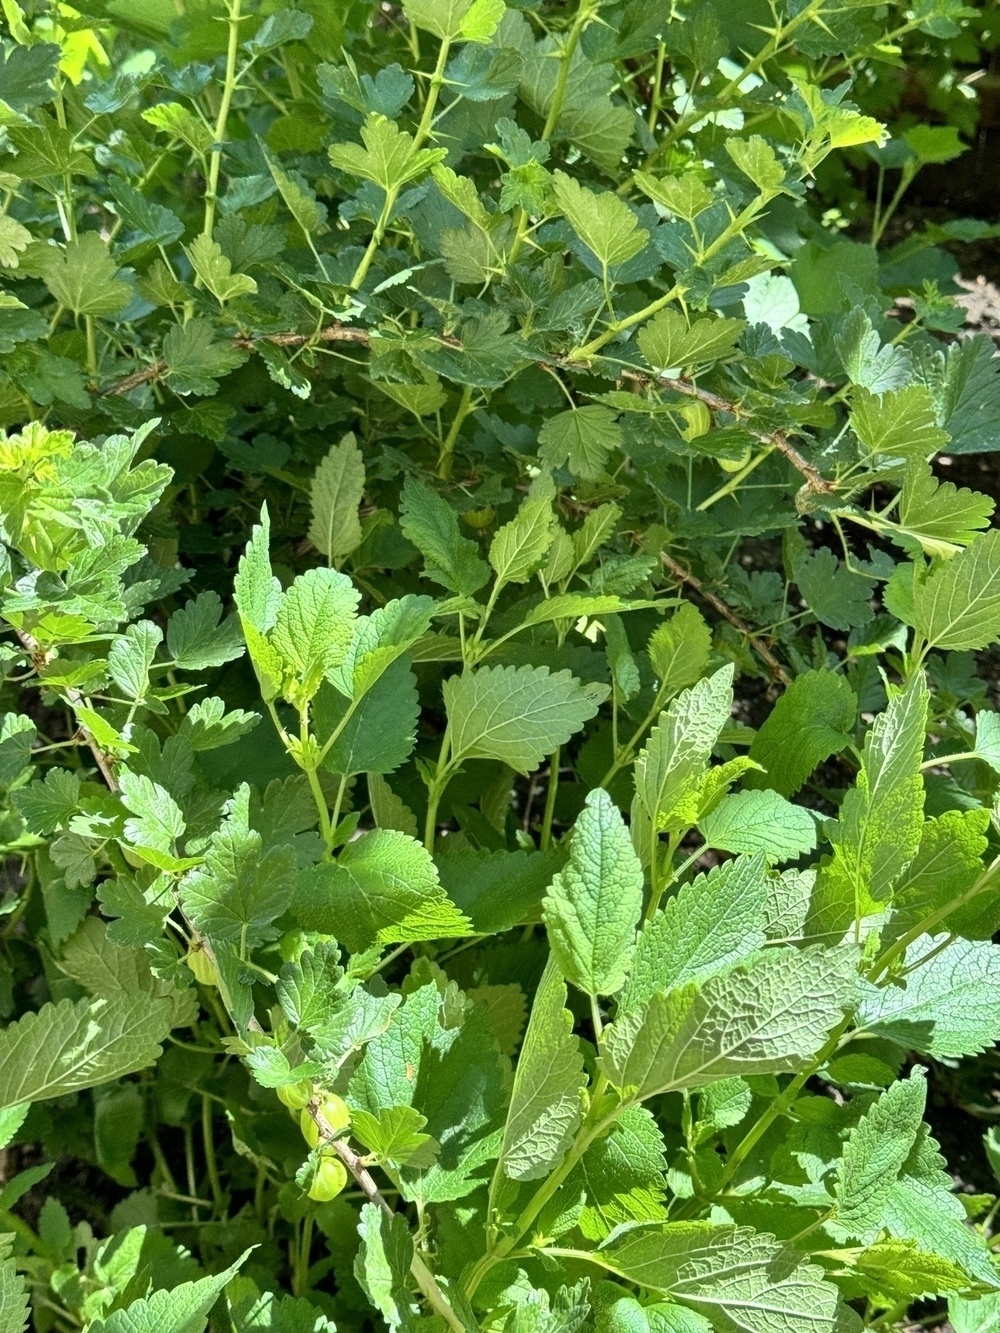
xmin=5 ymin=1 xmax=1000 ymax=1333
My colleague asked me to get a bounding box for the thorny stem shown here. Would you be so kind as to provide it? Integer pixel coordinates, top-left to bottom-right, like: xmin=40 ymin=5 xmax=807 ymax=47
xmin=306 ymin=1101 xmax=469 ymax=1333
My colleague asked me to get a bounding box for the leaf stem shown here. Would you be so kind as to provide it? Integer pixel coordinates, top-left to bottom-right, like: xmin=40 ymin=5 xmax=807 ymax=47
xmin=540 ymin=747 xmax=561 ymax=851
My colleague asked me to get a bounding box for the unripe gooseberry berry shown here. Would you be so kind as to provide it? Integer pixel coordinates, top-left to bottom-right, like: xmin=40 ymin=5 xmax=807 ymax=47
xmin=308 ymin=1156 xmax=348 ymax=1202
xmin=677 ymin=400 xmax=711 ymax=442
xmin=185 ymin=946 xmax=217 ymax=987
xmin=277 ymin=1079 xmax=313 ymax=1111
xmin=718 ymin=445 xmax=753 ymax=474
xmin=299 ymin=1093 xmax=350 ymax=1148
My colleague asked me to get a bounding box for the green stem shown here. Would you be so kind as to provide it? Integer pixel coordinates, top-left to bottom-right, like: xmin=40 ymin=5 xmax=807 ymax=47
xmin=201 ymin=1093 xmax=224 ymax=1208
xmin=675 ymin=1015 xmax=852 ymax=1217
xmin=306 ymin=764 xmax=335 ymax=852
xmin=541 ymin=1 xmax=591 ymax=140
xmin=413 ymin=36 xmax=452 ymax=149
xmin=202 ymin=0 xmax=243 ymax=238
xmin=293 ymin=1212 xmax=314 ymax=1297
xmin=85 ymin=315 xmax=98 ymax=379
xmin=540 ymin=747 xmax=561 ymax=851
xmin=871 ymin=162 xmax=918 ymax=247
xmin=696 ymin=445 xmax=774 ymax=511
xmin=438 ymin=384 xmax=473 ymax=478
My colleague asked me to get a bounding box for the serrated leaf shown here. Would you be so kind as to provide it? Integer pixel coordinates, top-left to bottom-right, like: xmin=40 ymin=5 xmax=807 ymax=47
xmin=33 ymin=232 xmax=130 ymax=317
xmin=403 ymin=0 xmax=505 ymax=41
xmin=179 ymin=785 xmax=295 ymax=947
xmin=795 ymin=549 xmax=873 ymax=631
xmin=836 ymin=309 xmax=912 ymax=394
xmin=833 ymin=1067 xmax=927 ymax=1244
xmin=108 ymin=620 xmax=161 ymax=699
xmin=699 ymin=789 xmax=818 ymax=862
xmin=329 ymin=113 xmax=446 ymax=192
xmin=444 ymin=664 xmax=608 ymax=774
xmin=638 ymin=308 xmax=746 ymax=373
xmin=646 ymin=603 xmax=712 ymax=702
xmin=293 ymin=829 xmax=470 ymax=953
xmin=543 ymin=789 xmax=643 ymax=997
xmin=11 ymin=767 xmax=80 ymax=835
xmin=271 ymin=566 xmax=360 ymax=700
xmin=163 ymin=319 xmax=248 ymax=396
xmin=399 ymin=476 xmax=490 ymax=595
xmin=119 ymin=769 xmax=186 ymax=857
xmin=0 ymin=994 xmax=172 ymax=1111
xmin=552 ymin=170 xmax=648 ymax=270
xmin=858 ymin=934 xmax=1000 ymax=1057
xmin=633 ymin=667 xmax=734 ymax=837
xmin=897 ymin=461 xmax=994 ymax=556
xmin=537 ymin=406 xmax=623 ymax=481
xmin=310 ymin=432 xmax=365 ymax=562
xmin=746 ymin=670 xmax=857 ymax=797
xmin=892 ymin=529 xmax=1000 ymax=651
xmin=812 ymin=674 xmax=928 ymax=935
xmin=355 ymin=1203 xmax=413 ymax=1331
xmin=351 ymin=1105 xmax=439 ymax=1169
xmin=186 ymin=234 xmax=257 ymax=303
xmin=489 ymin=494 xmax=554 ymax=587
xmin=850 ymin=385 xmax=949 ymax=462
xmin=601 ymin=945 xmax=857 ymax=1098
xmin=88 ymin=1251 xmax=251 ymax=1333
xmin=499 ymin=957 xmax=586 ymax=1181
xmin=180 ymin=697 xmax=260 ymax=751
xmin=167 ymin=591 xmax=244 ymax=670
xmin=622 ymin=855 xmax=769 ymax=1012
xmin=595 ymin=1223 xmax=843 ymax=1333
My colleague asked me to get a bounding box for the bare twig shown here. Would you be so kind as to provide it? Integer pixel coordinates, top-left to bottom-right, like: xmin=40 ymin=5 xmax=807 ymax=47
xmin=307 ymin=1101 xmax=471 ymax=1333
xmin=659 ymin=550 xmax=792 ymax=687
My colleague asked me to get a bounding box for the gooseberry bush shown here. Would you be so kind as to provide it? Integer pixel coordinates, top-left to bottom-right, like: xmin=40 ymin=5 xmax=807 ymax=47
xmin=4 ymin=0 xmax=1000 ymax=1330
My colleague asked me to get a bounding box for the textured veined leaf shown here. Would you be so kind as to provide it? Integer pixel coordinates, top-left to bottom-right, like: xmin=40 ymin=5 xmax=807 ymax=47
xmin=309 ymin=432 xmax=365 ymax=562
xmin=403 ymin=0 xmax=505 ymax=41
xmin=499 ymin=957 xmax=586 ymax=1181
xmin=489 ymin=494 xmax=554 ymax=587
xmin=833 ymin=1067 xmax=927 ymax=1244
xmin=638 ymin=308 xmax=746 ymax=373
xmin=0 ymin=994 xmax=172 ymax=1111
xmin=444 ymin=664 xmax=608 ymax=774
xmin=836 ymin=309 xmax=911 ymax=394
xmin=601 ymin=944 xmax=857 ymax=1098
xmin=893 ymin=529 xmax=1000 ymax=651
xmin=355 ymin=1203 xmax=413 ymax=1331
xmin=271 ymin=567 xmax=360 ymax=700
xmin=543 ymin=789 xmax=643 ymax=996
xmin=292 ymin=829 xmax=470 ymax=953
xmin=857 ymin=934 xmax=1000 ymax=1057
xmin=850 ymin=385 xmax=949 ymax=461
xmin=622 ymin=855 xmax=769 ymax=1012
xmin=646 ymin=603 xmax=712 ymax=702
xmin=552 ymin=171 xmax=648 ymax=270
xmin=633 ymin=667 xmax=734 ymax=837
xmin=234 ymin=504 xmax=282 ymax=635
xmin=399 ymin=476 xmax=490 ymax=595
xmin=811 ymin=673 xmax=928 ymax=935
xmin=166 ymin=592 xmax=244 ymax=671
xmin=595 ymin=1223 xmax=844 ymax=1333
xmin=0 ymin=1234 xmax=28 ymax=1333
xmin=698 ymin=789 xmax=818 ymax=862
xmin=87 ymin=1250 xmax=251 ymax=1333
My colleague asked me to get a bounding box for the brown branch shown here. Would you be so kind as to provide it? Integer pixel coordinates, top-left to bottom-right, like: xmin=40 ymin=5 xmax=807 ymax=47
xmin=614 ymin=367 xmax=834 ymax=497
xmin=14 ymin=628 xmax=122 ymax=791
xmin=659 ymin=550 xmax=792 ymax=688
xmin=307 ymin=1101 xmax=470 ymax=1333
xmin=102 ymin=321 xmax=835 ymax=497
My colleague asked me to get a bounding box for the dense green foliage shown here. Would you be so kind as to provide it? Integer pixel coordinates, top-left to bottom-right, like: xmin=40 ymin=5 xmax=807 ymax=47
xmin=4 ymin=1 xmax=1000 ymax=1331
